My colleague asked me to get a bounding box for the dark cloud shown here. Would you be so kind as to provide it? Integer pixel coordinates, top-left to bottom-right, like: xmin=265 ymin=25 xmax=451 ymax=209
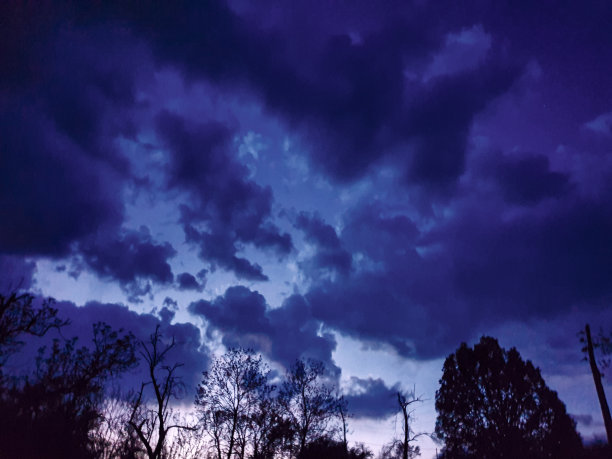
xmin=0 ymin=6 xmax=146 ymax=288
xmin=156 ymin=111 xmax=292 ymax=280
xmin=494 ymin=154 xmax=571 ymax=205
xmin=438 ymin=197 xmax=612 ymax=314
xmin=302 ymin=181 xmax=612 ymax=359
xmin=0 ymin=103 xmax=124 ymax=257
xmin=295 ymin=212 xmax=351 ymax=279
xmin=176 ymin=272 xmax=205 ymax=291
xmin=39 ymin=0 xmax=514 ymax=190
xmin=189 ymin=287 xmax=338 ymax=374
xmin=404 ymin=62 xmax=518 ymax=188
xmin=78 ymin=227 xmax=176 ymax=300
xmin=344 ymin=377 xmax=400 ymax=419
xmin=571 ymin=414 xmax=595 ymax=428
xmin=0 ymin=256 xmax=36 ymax=293
xmin=304 ymin=203 xmax=454 ymax=359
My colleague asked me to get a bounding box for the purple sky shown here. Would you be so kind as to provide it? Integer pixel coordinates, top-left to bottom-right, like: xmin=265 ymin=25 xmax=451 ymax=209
xmin=2 ymin=1 xmax=612 ymax=456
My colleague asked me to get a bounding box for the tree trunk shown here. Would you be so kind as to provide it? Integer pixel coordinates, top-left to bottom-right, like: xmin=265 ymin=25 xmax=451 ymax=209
xmin=585 ymin=324 xmax=612 ymax=444
xmin=398 ymin=393 xmax=409 ymax=459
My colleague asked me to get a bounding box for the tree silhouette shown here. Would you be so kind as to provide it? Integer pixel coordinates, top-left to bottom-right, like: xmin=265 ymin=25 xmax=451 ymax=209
xmin=0 ymin=291 xmax=66 ymax=367
xmin=396 ymin=390 xmax=424 ymax=459
xmin=580 ymin=324 xmax=612 ymax=445
xmin=298 ymin=436 xmax=373 ymax=459
xmin=279 ymin=358 xmax=340 ymax=457
xmin=195 ymin=348 xmax=270 ymax=459
xmin=435 ymin=336 xmax=582 ymax=459
xmin=128 ymin=325 xmax=194 ymax=459
xmin=0 ymin=322 xmax=137 ymax=458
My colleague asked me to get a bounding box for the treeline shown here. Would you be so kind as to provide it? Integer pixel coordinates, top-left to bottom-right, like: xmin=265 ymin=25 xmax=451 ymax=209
xmin=0 ymin=291 xmax=379 ymax=459
xmin=0 ymin=290 xmax=610 ymax=459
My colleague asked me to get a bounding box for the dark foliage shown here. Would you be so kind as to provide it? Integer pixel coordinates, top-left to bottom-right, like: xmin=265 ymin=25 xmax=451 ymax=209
xmin=582 ymin=440 xmax=612 ymax=459
xmin=0 ymin=318 xmax=137 ymax=459
xmin=298 ymin=436 xmax=373 ymax=459
xmin=0 ymin=291 xmax=67 ymax=367
xmin=435 ymin=336 xmax=583 ymax=459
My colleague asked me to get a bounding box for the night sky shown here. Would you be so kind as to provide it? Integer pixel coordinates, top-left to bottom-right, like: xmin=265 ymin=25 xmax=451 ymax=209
xmin=2 ymin=1 xmax=612 ymax=456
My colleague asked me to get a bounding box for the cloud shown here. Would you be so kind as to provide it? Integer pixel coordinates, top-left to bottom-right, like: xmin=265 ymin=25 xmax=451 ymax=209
xmin=295 ymin=212 xmax=352 ymax=279
xmin=0 ymin=103 xmax=124 ymax=256
xmin=571 ymin=414 xmax=595 ymax=427
xmin=0 ymin=255 xmax=36 ymax=293
xmin=344 ymin=377 xmax=400 ymax=419
xmin=584 ymin=112 xmax=612 ymax=136
xmin=155 ymin=111 xmax=292 ymax=281
xmin=302 ymin=179 xmax=612 ymax=359
xmin=0 ymin=9 xmax=149 ymax=287
xmin=78 ymin=226 xmax=176 ymax=300
xmin=404 ymin=61 xmax=518 ymax=188
xmin=189 ymin=286 xmax=338 ymax=374
xmin=424 ymin=24 xmax=492 ymax=81
xmin=176 ymin=272 xmax=205 ymax=291
xmin=493 ymin=153 xmax=571 ymax=205
xmin=69 ymin=0 xmax=517 ymax=191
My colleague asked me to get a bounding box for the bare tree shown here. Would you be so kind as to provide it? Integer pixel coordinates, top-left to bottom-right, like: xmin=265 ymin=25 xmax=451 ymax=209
xmin=248 ymin=384 xmax=293 ymax=459
xmin=396 ymin=389 xmax=425 ymax=459
xmin=128 ymin=325 xmax=194 ymax=459
xmin=163 ymin=412 xmax=207 ymax=459
xmin=195 ymin=348 xmax=269 ymax=459
xmin=0 ymin=291 xmax=67 ymax=366
xmin=279 ymin=358 xmax=339 ymax=457
xmin=337 ymin=394 xmax=350 ymax=455
xmin=90 ymin=393 xmax=142 ymax=459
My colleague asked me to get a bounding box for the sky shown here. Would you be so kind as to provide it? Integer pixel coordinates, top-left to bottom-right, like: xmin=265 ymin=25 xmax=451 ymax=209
xmin=2 ymin=1 xmax=612 ymax=456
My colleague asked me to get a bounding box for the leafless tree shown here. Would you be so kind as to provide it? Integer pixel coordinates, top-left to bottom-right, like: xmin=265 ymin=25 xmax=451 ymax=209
xmin=195 ymin=348 xmax=269 ymax=459
xmin=396 ymin=389 xmax=425 ymax=459
xmin=337 ymin=394 xmax=350 ymax=454
xmin=279 ymin=358 xmax=340 ymax=457
xmin=128 ymin=325 xmax=194 ymax=459
xmin=0 ymin=291 xmax=67 ymax=366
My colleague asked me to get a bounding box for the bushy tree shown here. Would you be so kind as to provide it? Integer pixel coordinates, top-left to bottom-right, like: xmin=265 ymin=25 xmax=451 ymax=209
xmin=299 ymin=436 xmax=373 ymax=459
xmin=435 ymin=336 xmax=582 ymax=459
xmin=0 ymin=322 xmax=137 ymax=458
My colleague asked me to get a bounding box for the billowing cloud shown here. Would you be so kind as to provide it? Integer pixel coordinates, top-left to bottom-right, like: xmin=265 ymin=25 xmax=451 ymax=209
xmin=0 ymin=104 xmax=124 ymax=256
xmin=303 ymin=178 xmax=612 ymax=359
xmin=156 ymin=111 xmax=292 ymax=281
xmin=79 ymin=227 xmax=175 ymax=286
xmin=344 ymin=377 xmax=400 ymax=419
xmin=176 ymin=272 xmax=206 ymax=292
xmin=189 ymin=286 xmax=338 ymax=374
xmin=295 ymin=212 xmax=351 ymax=279
xmin=493 ymin=153 xmax=571 ymax=205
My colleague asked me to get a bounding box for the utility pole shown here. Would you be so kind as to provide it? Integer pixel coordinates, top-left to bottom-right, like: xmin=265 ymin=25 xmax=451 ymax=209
xmin=585 ymin=324 xmax=612 ymax=444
